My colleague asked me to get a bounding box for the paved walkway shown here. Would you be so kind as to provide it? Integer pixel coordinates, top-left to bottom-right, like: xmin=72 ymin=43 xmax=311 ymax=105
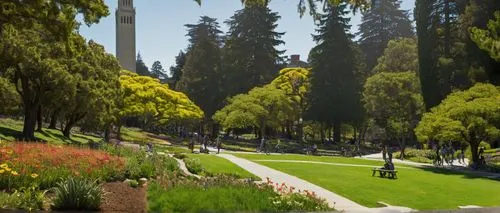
xmin=219 ymin=154 xmax=414 ymax=213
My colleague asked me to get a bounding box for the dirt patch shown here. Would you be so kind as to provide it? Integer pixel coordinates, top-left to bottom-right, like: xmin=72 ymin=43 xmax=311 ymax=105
xmin=100 ymin=182 xmax=147 ymax=213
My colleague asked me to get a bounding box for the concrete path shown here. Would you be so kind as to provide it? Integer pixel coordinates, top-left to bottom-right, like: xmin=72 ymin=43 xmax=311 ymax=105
xmin=359 ymin=152 xmax=470 ymax=167
xmin=167 ymin=154 xmax=201 ymax=179
xmin=219 ymin=154 xmax=414 ymax=213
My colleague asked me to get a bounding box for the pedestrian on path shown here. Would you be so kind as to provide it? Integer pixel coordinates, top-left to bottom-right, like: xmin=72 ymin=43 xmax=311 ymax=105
xmin=216 ymin=135 xmax=222 ymax=154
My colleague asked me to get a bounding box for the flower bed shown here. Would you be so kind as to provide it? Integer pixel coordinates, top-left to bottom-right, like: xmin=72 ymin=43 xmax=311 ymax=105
xmin=0 ymin=142 xmax=125 ymax=190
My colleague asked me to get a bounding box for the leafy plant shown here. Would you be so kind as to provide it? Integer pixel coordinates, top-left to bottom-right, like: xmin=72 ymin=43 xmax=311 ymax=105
xmin=52 ymin=177 xmax=103 ymax=210
xmin=183 ymin=158 xmax=204 ymax=174
xmin=129 ymin=180 xmax=139 ymax=188
xmin=173 ymin=152 xmax=187 ymax=159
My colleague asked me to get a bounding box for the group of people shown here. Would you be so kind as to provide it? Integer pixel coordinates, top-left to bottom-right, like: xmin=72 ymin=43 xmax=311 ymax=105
xmin=434 ymin=144 xmax=465 ymax=166
xmin=189 ymin=133 xmax=223 ymax=154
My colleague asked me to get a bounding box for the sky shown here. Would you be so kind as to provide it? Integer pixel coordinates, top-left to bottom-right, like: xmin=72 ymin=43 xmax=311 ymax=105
xmin=79 ymin=0 xmax=415 ymax=75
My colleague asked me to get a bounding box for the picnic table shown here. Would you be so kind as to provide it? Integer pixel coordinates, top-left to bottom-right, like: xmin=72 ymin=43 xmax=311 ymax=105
xmin=372 ymin=168 xmax=398 ymax=179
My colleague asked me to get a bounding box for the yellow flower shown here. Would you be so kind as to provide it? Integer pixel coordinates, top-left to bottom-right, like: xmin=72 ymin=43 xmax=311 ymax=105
xmin=11 ymin=171 xmax=18 ymax=176
xmin=5 ymin=167 xmax=11 ymax=172
xmin=0 ymin=163 xmax=8 ymax=169
xmin=0 ymin=169 xmax=4 ymax=174
xmin=31 ymin=173 xmax=38 ymax=179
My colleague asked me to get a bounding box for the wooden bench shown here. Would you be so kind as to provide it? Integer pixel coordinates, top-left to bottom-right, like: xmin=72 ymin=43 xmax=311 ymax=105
xmin=372 ymin=168 xmax=398 ymax=179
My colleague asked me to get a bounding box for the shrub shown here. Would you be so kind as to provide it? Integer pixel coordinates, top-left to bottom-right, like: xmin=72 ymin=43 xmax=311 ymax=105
xmin=0 ymin=142 xmax=125 ymax=190
xmin=183 ymin=158 xmax=204 ymax=174
xmin=394 ymin=148 xmax=436 ymax=163
xmin=0 ymin=187 xmax=46 ymax=211
xmin=128 ymin=180 xmax=139 ymax=188
xmin=173 ymin=152 xmax=187 ymax=159
xmin=0 ymin=192 xmax=20 ymax=209
xmin=52 ymin=177 xmax=103 ymax=211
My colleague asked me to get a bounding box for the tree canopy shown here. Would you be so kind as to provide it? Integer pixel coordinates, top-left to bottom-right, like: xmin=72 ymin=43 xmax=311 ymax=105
xmin=363 ymin=72 xmax=425 ymax=158
xmin=470 ymin=11 xmax=500 ymax=62
xmin=415 ymin=83 xmax=500 ymax=164
xmin=372 ymin=37 xmax=418 ymax=74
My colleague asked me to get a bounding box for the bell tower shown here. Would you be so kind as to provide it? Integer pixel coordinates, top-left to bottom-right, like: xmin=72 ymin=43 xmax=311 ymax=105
xmin=116 ymin=0 xmax=136 ymax=72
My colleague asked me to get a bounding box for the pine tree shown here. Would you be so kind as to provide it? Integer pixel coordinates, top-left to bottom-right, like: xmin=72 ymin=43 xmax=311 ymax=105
xmin=136 ymin=53 xmax=151 ymax=76
xmin=307 ymin=3 xmax=363 ymax=143
xmin=169 ymin=51 xmax=187 ymax=89
xmin=357 ymin=0 xmax=414 ymax=72
xmin=150 ymin=61 xmax=167 ymax=81
xmin=177 ymin=16 xmax=224 ymax=121
xmin=223 ymin=4 xmax=285 ymax=96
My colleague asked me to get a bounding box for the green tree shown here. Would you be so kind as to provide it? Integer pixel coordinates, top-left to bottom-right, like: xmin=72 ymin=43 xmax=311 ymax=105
xmin=213 ymin=85 xmax=291 ymax=138
xmin=169 ymin=51 xmax=187 ymax=89
xmin=0 ymin=76 xmax=20 ymax=114
xmin=151 ymin=60 xmax=167 ymax=81
xmin=177 ymin=16 xmax=224 ymax=122
xmin=307 ymin=3 xmax=363 ymax=142
xmin=0 ymin=24 xmax=76 ymax=139
xmin=357 ymin=0 xmax=414 ymax=71
xmin=372 ymin=37 xmax=418 ymax=74
xmin=223 ymin=3 xmax=285 ymax=96
xmin=415 ymin=83 xmax=500 ymax=164
xmin=60 ymin=40 xmax=121 ymax=138
xmin=0 ymin=0 xmax=108 ymax=39
xmin=136 ymin=53 xmax=151 ymax=77
xmin=119 ymin=71 xmax=204 ymax=137
xmin=363 ymin=72 xmax=425 ymax=159
xmin=470 ymin=11 xmax=500 ymax=61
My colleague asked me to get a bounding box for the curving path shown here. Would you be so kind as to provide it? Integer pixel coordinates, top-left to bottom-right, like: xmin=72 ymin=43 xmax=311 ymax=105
xmin=218 ymin=154 xmax=414 ymax=213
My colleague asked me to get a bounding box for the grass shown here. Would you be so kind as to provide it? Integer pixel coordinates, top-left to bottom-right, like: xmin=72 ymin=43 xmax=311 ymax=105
xmin=148 ymin=181 xmax=282 ymax=213
xmin=233 ymin=153 xmax=395 ymax=166
xmin=186 ymin=154 xmax=260 ymax=180
xmin=120 ymin=127 xmax=169 ymax=145
xmin=0 ymin=118 xmax=100 ymax=144
xmin=236 ymin=154 xmax=500 ymax=210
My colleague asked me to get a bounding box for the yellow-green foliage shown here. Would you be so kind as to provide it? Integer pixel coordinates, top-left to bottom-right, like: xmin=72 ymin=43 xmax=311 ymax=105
xmin=119 ymin=71 xmax=204 ymax=123
xmin=271 ymin=67 xmax=310 ymax=112
xmin=470 ymin=11 xmax=500 ymax=62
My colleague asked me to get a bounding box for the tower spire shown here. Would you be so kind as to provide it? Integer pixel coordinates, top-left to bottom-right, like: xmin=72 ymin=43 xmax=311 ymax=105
xmin=116 ymin=0 xmax=136 ymax=72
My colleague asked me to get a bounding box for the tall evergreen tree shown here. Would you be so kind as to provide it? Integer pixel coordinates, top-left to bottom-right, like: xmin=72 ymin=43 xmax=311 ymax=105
xmin=169 ymin=51 xmax=187 ymax=89
xmin=357 ymin=0 xmax=414 ymax=72
xmin=223 ymin=4 xmax=285 ymax=96
xmin=307 ymin=3 xmax=363 ymax=143
xmin=177 ymin=16 xmax=224 ymax=122
xmin=150 ymin=60 xmax=167 ymax=81
xmin=136 ymin=53 xmax=151 ymax=76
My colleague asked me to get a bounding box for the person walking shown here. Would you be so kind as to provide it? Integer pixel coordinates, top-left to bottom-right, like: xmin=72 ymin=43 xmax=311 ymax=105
xmin=216 ymin=135 xmax=222 ymax=154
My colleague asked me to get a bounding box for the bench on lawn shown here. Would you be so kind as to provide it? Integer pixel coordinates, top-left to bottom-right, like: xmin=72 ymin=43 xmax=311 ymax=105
xmin=372 ymin=168 xmax=398 ymax=179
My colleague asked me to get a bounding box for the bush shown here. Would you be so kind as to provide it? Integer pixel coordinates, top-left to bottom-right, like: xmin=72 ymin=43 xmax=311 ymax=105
xmin=394 ymin=148 xmax=436 ymax=163
xmin=0 ymin=187 xmax=46 ymax=211
xmin=184 ymin=158 xmax=204 ymax=174
xmin=52 ymin=177 xmax=103 ymax=211
xmin=173 ymin=152 xmax=187 ymax=159
xmin=128 ymin=180 xmax=139 ymax=188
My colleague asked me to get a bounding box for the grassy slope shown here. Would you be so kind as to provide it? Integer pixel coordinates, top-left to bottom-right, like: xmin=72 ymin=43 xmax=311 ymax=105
xmin=235 ymin=154 xmax=500 ymax=210
xmin=234 ymin=153 xmax=394 ymax=166
xmin=0 ymin=118 xmax=100 ymax=144
xmin=120 ymin=127 xmax=169 ymax=145
xmin=187 ymin=154 xmax=259 ymax=180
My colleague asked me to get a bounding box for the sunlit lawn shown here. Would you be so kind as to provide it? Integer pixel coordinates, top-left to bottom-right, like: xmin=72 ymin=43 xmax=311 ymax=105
xmin=187 ymin=154 xmax=260 ymax=180
xmin=120 ymin=127 xmax=169 ymax=145
xmin=235 ymin=153 xmax=500 ymax=210
xmin=0 ymin=118 xmax=100 ymax=144
xmin=233 ymin=153 xmax=392 ymax=166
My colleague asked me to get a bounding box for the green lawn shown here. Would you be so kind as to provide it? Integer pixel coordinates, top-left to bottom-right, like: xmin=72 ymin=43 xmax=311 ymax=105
xmin=120 ymin=127 xmax=169 ymax=145
xmin=0 ymin=118 xmax=100 ymax=144
xmin=235 ymin=154 xmax=500 ymax=210
xmin=187 ymin=154 xmax=259 ymax=180
xmin=233 ymin=153 xmax=396 ymax=167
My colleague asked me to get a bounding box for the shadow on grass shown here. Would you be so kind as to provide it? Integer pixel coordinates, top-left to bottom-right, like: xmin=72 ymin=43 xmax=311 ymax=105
xmin=0 ymin=126 xmax=23 ymax=140
xmin=418 ymin=165 xmax=500 ymax=182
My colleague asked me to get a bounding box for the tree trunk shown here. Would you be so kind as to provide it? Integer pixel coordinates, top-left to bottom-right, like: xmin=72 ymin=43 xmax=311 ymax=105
xmin=333 ymin=122 xmax=341 ymax=143
xmin=63 ymin=118 xmax=75 ymax=138
xmin=48 ymin=109 xmax=58 ymax=129
xmin=23 ymin=106 xmax=38 ymax=140
xmin=104 ymin=126 xmax=111 ymax=142
xmin=36 ymin=105 xmax=43 ymax=131
xmin=399 ymin=136 xmax=406 ymax=160
xmin=320 ymin=123 xmax=325 ymax=142
xmin=260 ymin=121 xmax=266 ymax=139
xmin=470 ymin=140 xmax=480 ymax=165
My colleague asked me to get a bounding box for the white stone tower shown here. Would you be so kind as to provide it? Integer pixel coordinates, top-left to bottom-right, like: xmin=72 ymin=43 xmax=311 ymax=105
xmin=116 ymin=0 xmax=136 ymax=72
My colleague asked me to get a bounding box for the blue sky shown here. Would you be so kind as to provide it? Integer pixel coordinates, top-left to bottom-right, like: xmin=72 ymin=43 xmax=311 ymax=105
xmin=79 ymin=0 xmax=415 ymax=75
